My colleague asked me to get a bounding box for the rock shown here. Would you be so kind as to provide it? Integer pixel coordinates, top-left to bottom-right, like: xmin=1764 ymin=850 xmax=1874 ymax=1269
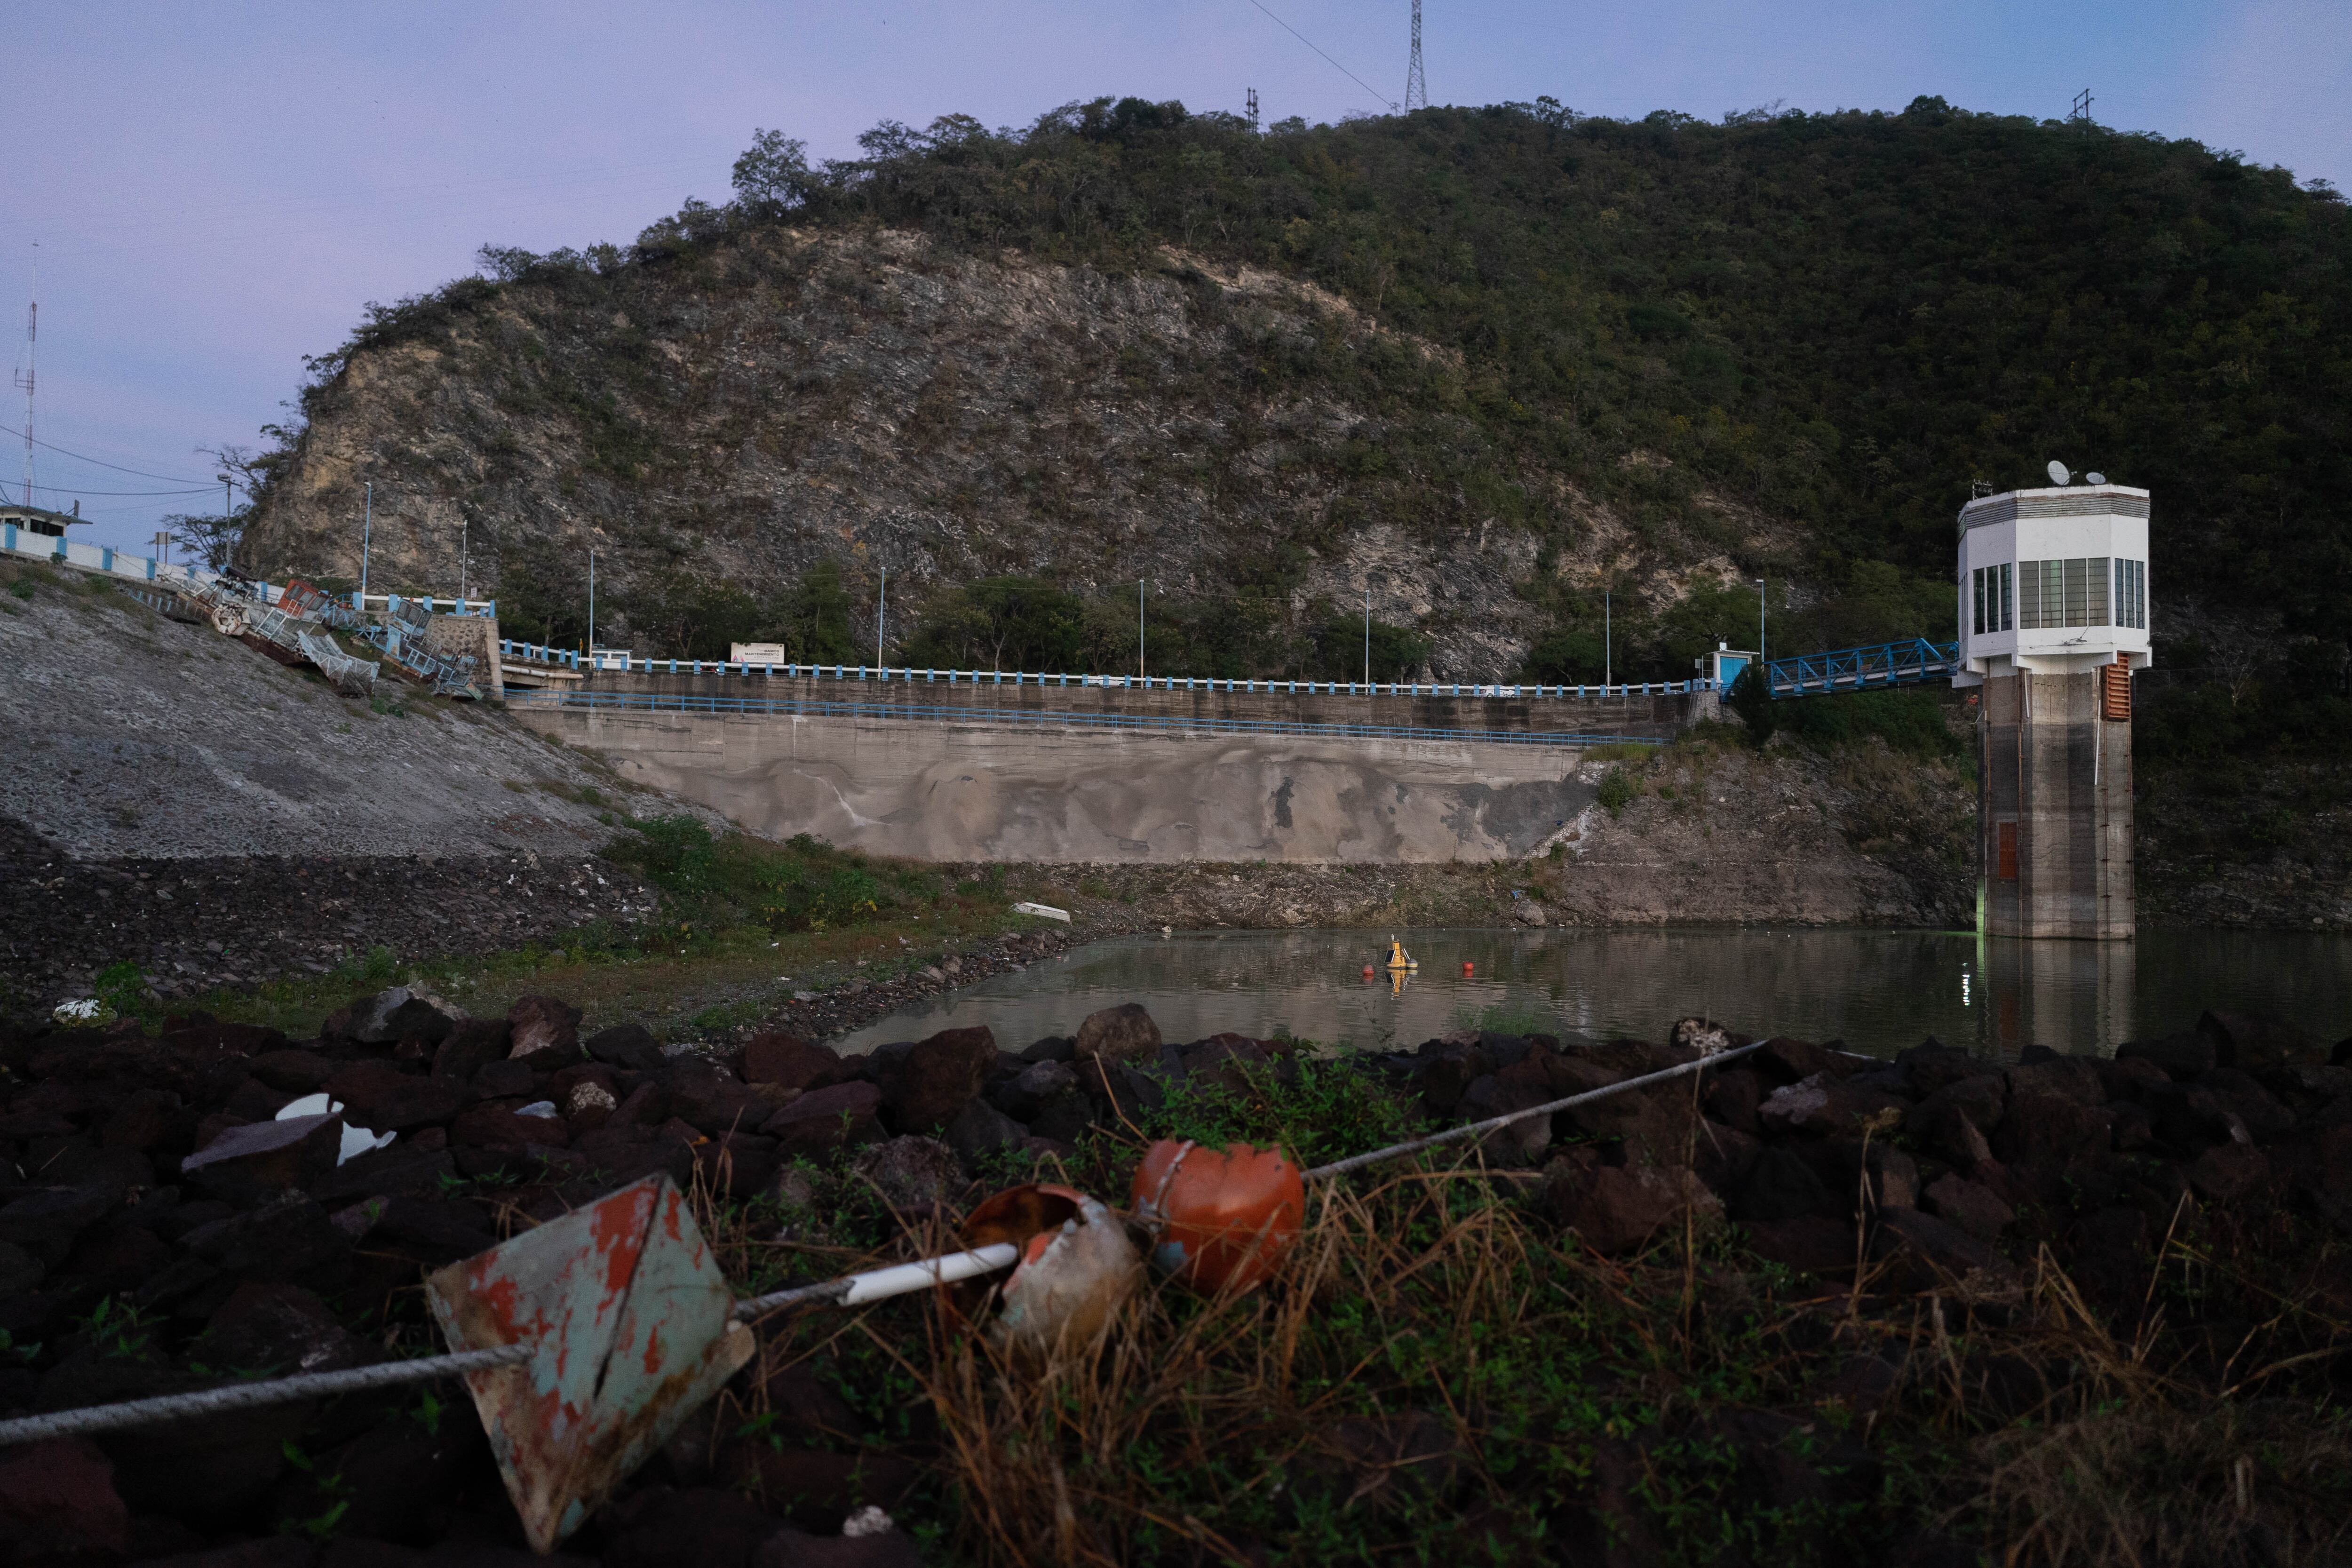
xmin=749 ymin=1528 xmax=921 ymax=1568
xmin=1741 ymin=1215 xmax=1857 ymax=1278
xmin=335 ymin=1072 xmax=468 ymax=1134
xmin=269 ymin=1406 xmax=490 ymax=1545
xmin=177 ymin=1194 xmax=352 ymax=1304
xmin=1868 ymin=1208 xmax=2018 ymax=1292
xmin=1704 ymin=1069 xmax=1765 ymax=1136
xmin=0 ymin=1240 xmax=45 ymax=1295
xmin=714 ymin=1445 xmax=921 ymax=1534
xmin=1026 ymin=1089 xmax=1096 ymax=1144
xmin=941 ymin=1098 xmax=1027 ymax=1168
xmin=753 ymin=1361 xmax=866 ymax=1444
xmin=0 ymin=1184 xmax=119 ymax=1265
xmin=431 ymin=1019 xmax=511 ymax=1083
xmin=666 ymin=1061 xmax=770 ymax=1137
xmin=565 ymin=1080 xmax=619 ymax=1118
xmin=1850 ymin=1144 xmax=1919 ymax=1210
xmin=507 ymin=994 xmax=582 ymax=1058
xmin=693 ymin=1132 xmax=780 ymax=1198
xmin=601 ymin=1486 xmax=792 ymax=1568
xmin=1457 ymin=1068 xmax=1561 ymax=1164
xmin=1990 ymin=1095 xmax=2114 ymax=1170
xmin=2117 ymin=1028 xmax=2216 ymax=1078
xmin=1904 ymin=1075 xmax=2008 ymax=1168
xmin=0 ymin=1438 xmax=129 ymax=1562
xmin=1751 ymin=1037 xmax=1857 ymax=1084
xmin=1019 ymin=1035 xmax=1077 ymax=1064
xmin=1894 ymin=1040 xmax=2001 ymax=1097
xmin=2005 ymin=1057 xmax=2106 ymax=1107
xmin=1729 ymin=1146 xmax=1840 ymax=1223
xmin=1074 ymin=1003 xmax=1161 ymax=1063
xmin=246 ymin=1050 xmax=337 ymax=1094
xmin=116 ymin=1538 xmax=315 ymax=1568
xmin=351 ymin=986 xmax=466 ymax=1046
xmin=1669 ymin=1016 xmax=1736 ymax=1055
xmin=369 ymin=1196 xmax=501 ymax=1262
xmin=1758 ymin=1074 xmax=1908 ymax=1138
xmin=2187 ymin=1141 xmax=2269 ymax=1202
xmin=848 ymin=1136 xmax=965 ymax=1213
xmin=762 ymin=1082 xmax=884 ymax=1157
xmin=1547 ymin=1154 xmax=1722 ymax=1255
xmin=451 ymin=1105 xmax=570 ymax=1152
xmin=2200 ymin=1010 xmax=2326 ymax=1072
xmin=584 ymin=1023 xmax=665 ymax=1072
xmin=873 ymin=1026 xmax=997 ymax=1132
xmin=198 ymin=1281 xmax=367 ymax=1375
xmin=569 ymin=1124 xmax=697 ymax=1190
xmin=59 ymin=1225 xmax=174 ymax=1295
xmin=741 ymin=1033 xmax=851 ymax=1092
xmin=1920 ymin=1174 xmax=2014 ymax=1240
xmin=307 ymin=1145 xmax=455 ymax=1206
xmin=1819 ymin=1352 xmax=1906 ymax=1416
xmin=179 ymin=1115 xmax=345 ymax=1205
xmin=100 ymin=1089 xmax=190 ymax=1154
xmin=1690 ymin=1121 xmax=1761 ymax=1198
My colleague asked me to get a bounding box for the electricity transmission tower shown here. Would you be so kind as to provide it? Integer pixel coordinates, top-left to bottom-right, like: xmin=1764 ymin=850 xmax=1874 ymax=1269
xmin=1405 ymin=0 xmax=1426 ymax=112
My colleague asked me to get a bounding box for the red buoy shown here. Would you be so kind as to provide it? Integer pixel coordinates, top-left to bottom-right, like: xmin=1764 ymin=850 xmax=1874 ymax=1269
xmin=1462 ymin=960 xmax=1475 ymax=975
xmin=1362 ymin=965 xmax=1375 ymax=979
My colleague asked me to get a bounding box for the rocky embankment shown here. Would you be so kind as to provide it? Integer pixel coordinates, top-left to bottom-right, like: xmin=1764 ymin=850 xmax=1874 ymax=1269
xmin=0 ymin=816 xmax=659 ymax=1017
xmin=3 ymin=987 xmax=2350 ymax=1563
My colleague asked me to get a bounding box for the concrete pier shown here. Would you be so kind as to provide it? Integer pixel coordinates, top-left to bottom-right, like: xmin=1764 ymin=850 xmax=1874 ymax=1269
xmin=1977 ymin=669 xmax=2135 ymax=939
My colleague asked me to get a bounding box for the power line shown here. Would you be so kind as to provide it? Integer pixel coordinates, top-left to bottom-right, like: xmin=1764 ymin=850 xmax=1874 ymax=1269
xmin=1243 ymin=0 xmax=1397 ymax=112
xmin=0 ymin=420 xmax=210 ymax=483
xmin=18 ymin=478 xmax=216 ymax=497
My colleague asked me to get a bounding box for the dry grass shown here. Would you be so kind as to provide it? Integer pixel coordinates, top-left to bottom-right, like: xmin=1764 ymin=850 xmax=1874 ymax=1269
xmin=680 ymin=1063 xmax=2352 ymax=1568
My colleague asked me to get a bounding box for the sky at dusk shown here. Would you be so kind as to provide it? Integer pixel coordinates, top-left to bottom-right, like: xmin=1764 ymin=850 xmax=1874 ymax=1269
xmin=3 ymin=0 xmax=2345 ymax=557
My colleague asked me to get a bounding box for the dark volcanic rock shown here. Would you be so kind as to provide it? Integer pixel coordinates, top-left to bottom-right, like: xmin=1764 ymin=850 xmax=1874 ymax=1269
xmin=584 ymin=1024 xmax=664 ymax=1073
xmin=179 ymin=1115 xmax=345 ymax=1205
xmin=872 ymin=1026 xmax=995 ymax=1132
xmin=741 ymin=1032 xmax=852 ymax=1091
xmin=762 ymin=1082 xmax=883 ymax=1157
xmin=0 ymin=1437 xmax=129 ymax=1563
xmin=1074 ymin=1003 xmax=1161 ymax=1063
xmin=507 ymin=995 xmax=582 ymax=1058
xmin=1545 ymin=1152 xmax=1721 ymax=1255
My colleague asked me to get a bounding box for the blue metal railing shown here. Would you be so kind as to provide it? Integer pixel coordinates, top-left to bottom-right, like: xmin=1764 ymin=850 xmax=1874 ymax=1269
xmin=501 ymin=688 xmax=1664 ymax=748
xmin=1766 ymin=638 xmax=1960 ymax=698
xmin=495 ymin=639 xmax=1716 ymax=700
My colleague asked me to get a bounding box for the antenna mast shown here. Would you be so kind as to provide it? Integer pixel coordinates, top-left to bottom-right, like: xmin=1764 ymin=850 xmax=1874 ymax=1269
xmin=1405 ymin=0 xmax=1427 ymax=111
xmin=13 ymin=249 xmax=32 ymax=507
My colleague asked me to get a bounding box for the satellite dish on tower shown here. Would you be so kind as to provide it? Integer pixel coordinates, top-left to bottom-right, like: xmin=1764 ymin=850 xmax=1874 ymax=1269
xmin=2046 ymin=459 xmax=2071 ymax=486
xmin=2085 ymin=472 xmax=2106 ymax=485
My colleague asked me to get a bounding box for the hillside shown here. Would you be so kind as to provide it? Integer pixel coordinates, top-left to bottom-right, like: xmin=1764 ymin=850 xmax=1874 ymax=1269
xmin=235 ymin=95 xmax=2352 ymax=684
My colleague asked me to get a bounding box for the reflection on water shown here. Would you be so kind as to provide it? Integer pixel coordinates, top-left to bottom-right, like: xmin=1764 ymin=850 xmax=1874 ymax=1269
xmin=834 ymin=928 xmax=2352 ymax=1061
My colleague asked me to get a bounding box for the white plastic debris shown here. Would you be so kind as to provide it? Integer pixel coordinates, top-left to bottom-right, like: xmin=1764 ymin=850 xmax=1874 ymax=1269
xmin=516 ymin=1100 xmax=560 ymax=1119
xmin=1011 ymin=901 xmax=1072 ymax=923
xmin=842 ymin=1505 xmax=895 ymax=1538
xmin=276 ymin=1093 xmax=397 ymax=1164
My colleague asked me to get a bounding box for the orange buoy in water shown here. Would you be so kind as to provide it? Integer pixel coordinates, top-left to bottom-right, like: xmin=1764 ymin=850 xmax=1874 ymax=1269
xmin=1462 ymin=960 xmax=1475 ymax=975
xmin=1362 ymin=964 xmax=1375 ymax=979
xmin=1131 ymin=1140 xmax=1305 ymax=1293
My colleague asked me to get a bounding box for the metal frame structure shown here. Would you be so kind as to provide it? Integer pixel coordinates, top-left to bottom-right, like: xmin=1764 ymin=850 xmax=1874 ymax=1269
xmin=1765 ymin=638 xmax=1959 ymax=699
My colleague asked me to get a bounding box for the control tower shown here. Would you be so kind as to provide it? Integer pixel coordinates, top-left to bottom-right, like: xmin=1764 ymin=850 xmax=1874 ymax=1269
xmin=1953 ymin=472 xmax=2151 ymax=940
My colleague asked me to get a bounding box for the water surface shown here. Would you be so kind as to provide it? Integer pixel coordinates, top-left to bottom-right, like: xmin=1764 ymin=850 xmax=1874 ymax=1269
xmin=834 ymin=927 xmax=2352 ymax=1061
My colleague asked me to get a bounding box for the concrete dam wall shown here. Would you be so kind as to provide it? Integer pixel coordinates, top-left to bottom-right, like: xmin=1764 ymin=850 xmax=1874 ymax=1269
xmin=509 ymin=705 xmax=1656 ymax=863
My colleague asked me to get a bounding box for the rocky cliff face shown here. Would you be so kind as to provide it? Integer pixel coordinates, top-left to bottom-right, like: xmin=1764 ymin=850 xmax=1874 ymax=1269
xmin=238 ymin=227 xmax=1771 ymax=678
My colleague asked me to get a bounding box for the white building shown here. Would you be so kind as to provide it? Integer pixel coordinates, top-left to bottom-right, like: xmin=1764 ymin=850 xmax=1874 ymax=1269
xmin=1954 ymin=483 xmax=2152 ymax=686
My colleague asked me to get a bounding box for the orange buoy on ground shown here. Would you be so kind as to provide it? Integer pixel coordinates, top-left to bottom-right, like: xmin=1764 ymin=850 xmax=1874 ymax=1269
xmin=1131 ymin=1139 xmax=1306 ymax=1293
